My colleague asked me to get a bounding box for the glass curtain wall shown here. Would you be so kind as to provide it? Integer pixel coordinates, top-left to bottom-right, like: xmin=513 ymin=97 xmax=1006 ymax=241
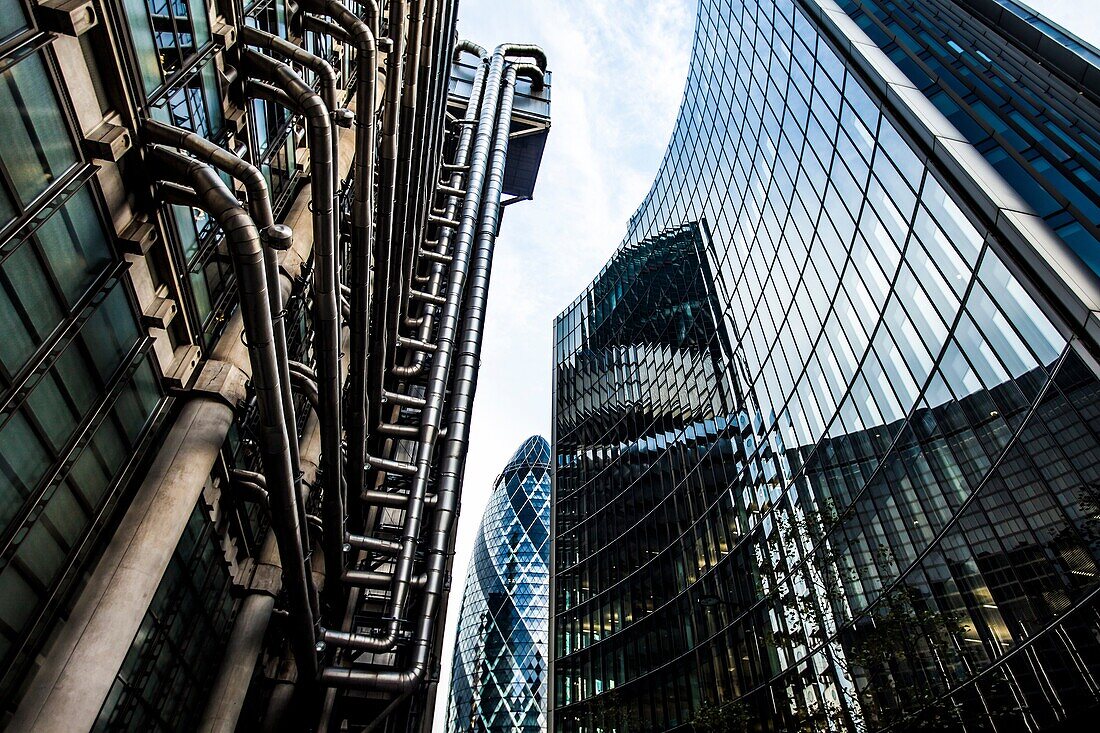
xmin=551 ymin=0 xmax=1100 ymax=731
xmin=0 ymin=6 xmax=164 ymax=703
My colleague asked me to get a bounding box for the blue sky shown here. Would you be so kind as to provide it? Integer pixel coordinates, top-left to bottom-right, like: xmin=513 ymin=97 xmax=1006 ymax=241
xmin=435 ymin=1 xmax=1100 ymax=727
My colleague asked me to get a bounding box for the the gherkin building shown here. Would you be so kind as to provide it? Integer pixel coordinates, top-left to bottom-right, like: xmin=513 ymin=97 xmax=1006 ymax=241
xmin=447 ymin=436 xmax=552 ymax=732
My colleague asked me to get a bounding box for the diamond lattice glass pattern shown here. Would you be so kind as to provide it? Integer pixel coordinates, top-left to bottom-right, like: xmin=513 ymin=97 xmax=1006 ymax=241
xmin=448 ymin=436 xmax=552 ymax=732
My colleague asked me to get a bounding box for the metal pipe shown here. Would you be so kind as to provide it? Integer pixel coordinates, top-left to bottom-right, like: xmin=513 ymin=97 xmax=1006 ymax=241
xmin=230 ymin=468 xmax=271 ymax=507
xmin=322 ymin=57 xmax=528 ymax=689
xmin=499 ymin=43 xmax=548 ymax=70
xmin=364 ymin=0 xmax=409 ymax=500
xmin=454 ymin=39 xmax=487 ymax=61
xmin=362 ymin=489 xmax=436 ymax=509
xmin=344 ymin=533 xmax=400 ymax=554
xmin=324 ymin=48 xmax=508 ymax=656
xmin=196 ymin=406 xmax=322 ymax=732
xmin=393 ymin=0 xmax=441 ymax=363
xmin=392 ymin=0 xmax=425 ymax=319
xmin=246 ymin=79 xmax=295 ymax=110
xmin=299 ymin=0 xmax=378 ymax=545
xmin=391 ymin=53 xmax=488 ymax=378
xmin=289 ymin=368 xmax=320 ymax=411
xmin=149 ymin=146 xmax=319 ymax=684
xmin=241 ymin=48 xmax=345 ymax=602
xmin=140 ymin=121 xmax=312 ymax=588
xmin=289 ymin=360 xmax=318 ymax=382
xmin=239 ymin=25 xmax=345 ymax=254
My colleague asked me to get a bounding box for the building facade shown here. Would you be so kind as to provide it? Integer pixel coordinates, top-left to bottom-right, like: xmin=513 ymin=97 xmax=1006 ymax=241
xmin=0 ymin=1 xmax=547 ymax=731
xmin=551 ymin=0 xmax=1100 ymax=731
xmin=447 ymin=435 xmax=552 ymax=733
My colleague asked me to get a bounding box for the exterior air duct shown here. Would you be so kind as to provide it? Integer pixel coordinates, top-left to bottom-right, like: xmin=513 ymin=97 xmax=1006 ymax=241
xmin=321 ymin=47 xmax=546 ymax=672
xmin=149 ymin=145 xmax=319 ymax=684
xmin=241 ymin=48 xmax=345 ymax=593
xmin=299 ymin=0 xmax=378 ymax=542
xmin=139 ymin=121 xmax=314 ymax=602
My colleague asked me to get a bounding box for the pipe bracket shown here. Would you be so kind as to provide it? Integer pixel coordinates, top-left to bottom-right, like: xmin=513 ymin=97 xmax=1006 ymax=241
xmin=190 ymin=359 xmax=251 ymax=410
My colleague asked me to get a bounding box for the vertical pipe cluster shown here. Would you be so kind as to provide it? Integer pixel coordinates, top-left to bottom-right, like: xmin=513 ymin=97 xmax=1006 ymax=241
xmin=298 ymin=0 xmax=378 ymax=551
xmin=148 ymin=146 xmax=320 ymax=682
xmin=241 ymin=45 xmax=345 ymax=604
xmin=321 ymin=44 xmax=546 ymax=691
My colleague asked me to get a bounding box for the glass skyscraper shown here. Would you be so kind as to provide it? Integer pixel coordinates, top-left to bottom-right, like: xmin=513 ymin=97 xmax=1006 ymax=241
xmin=552 ymin=0 xmax=1100 ymax=731
xmin=449 ymin=435 xmax=552 ymax=733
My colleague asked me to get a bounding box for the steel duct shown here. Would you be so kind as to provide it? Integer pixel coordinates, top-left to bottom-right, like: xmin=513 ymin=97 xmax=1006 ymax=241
xmin=139 ymin=121 xmax=314 ymax=596
xmin=241 ymin=48 xmax=344 ymax=595
xmin=299 ymin=0 xmax=378 ymax=546
xmin=321 ymin=48 xmax=503 ymax=654
xmin=322 ymin=47 xmax=545 ymax=665
xmin=390 ymin=43 xmax=489 ymax=378
xmin=149 ymin=146 xmax=319 ymax=683
xmin=238 ymin=25 xmax=347 ymax=250
xmin=321 ymin=58 xmax=532 ymax=688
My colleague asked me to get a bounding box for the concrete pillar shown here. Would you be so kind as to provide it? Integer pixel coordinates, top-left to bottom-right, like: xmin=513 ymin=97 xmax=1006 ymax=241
xmin=200 ymin=315 xmax=349 ymax=732
xmin=198 ymin=411 xmax=322 ymax=733
xmin=7 ymin=397 xmax=238 ymax=733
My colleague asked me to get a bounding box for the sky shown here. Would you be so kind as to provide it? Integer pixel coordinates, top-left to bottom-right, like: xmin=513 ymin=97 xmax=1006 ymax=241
xmin=435 ymin=0 xmax=1100 ymax=729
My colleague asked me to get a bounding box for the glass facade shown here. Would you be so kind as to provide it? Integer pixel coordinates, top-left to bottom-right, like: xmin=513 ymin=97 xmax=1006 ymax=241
xmin=0 ymin=10 xmax=165 ymax=703
xmin=551 ymin=0 xmax=1100 ymax=731
xmin=449 ymin=436 xmax=552 ymax=733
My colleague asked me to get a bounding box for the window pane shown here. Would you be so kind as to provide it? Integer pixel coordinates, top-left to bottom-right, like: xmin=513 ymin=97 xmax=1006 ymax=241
xmin=81 ymin=286 xmax=138 ymax=380
xmin=36 ymin=187 xmax=112 ymax=306
xmin=122 ymin=0 xmax=162 ymax=94
xmin=0 ymin=412 xmax=51 ymax=529
xmin=0 ymin=245 xmax=63 ymax=369
xmin=0 ymin=53 xmax=77 ymax=205
xmin=0 ymin=0 xmax=29 ymax=44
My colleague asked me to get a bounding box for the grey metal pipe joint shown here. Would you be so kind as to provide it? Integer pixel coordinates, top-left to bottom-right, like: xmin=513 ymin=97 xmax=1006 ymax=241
xmin=499 ymin=42 xmax=548 ymax=70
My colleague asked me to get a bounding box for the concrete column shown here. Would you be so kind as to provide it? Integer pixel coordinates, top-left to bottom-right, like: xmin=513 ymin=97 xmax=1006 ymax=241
xmin=198 ymin=411 xmax=322 ymax=733
xmin=8 ymin=397 xmax=237 ymax=733
xmin=200 ymin=314 xmax=350 ymax=732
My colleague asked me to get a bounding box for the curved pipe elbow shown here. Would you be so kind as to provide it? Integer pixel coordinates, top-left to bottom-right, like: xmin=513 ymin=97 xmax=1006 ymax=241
xmin=320 ymin=627 xmax=394 ymax=653
xmin=390 ymin=353 xmax=426 ymax=377
xmin=142 ymin=120 xmax=271 ymax=219
xmin=498 ymin=43 xmax=548 ymax=70
xmin=320 ymin=663 xmax=423 ymax=692
xmin=298 ymin=92 xmax=332 ymax=130
xmin=303 ymin=0 xmax=375 ymax=53
xmin=241 ymin=25 xmax=338 ymax=97
xmin=454 ymin=39 xmax=488 ymax=61
xmin=510 ymin=62 xmax=546 ymax=90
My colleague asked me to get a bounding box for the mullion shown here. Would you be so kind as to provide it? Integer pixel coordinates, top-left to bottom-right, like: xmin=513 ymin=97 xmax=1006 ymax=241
xmin=889 ymin=0 xmax=1100 ymax=216
xmin=0 ymin=338 xmax=152 ymax=560
xmin=0 ymin=264 xmax=122 ymax=418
